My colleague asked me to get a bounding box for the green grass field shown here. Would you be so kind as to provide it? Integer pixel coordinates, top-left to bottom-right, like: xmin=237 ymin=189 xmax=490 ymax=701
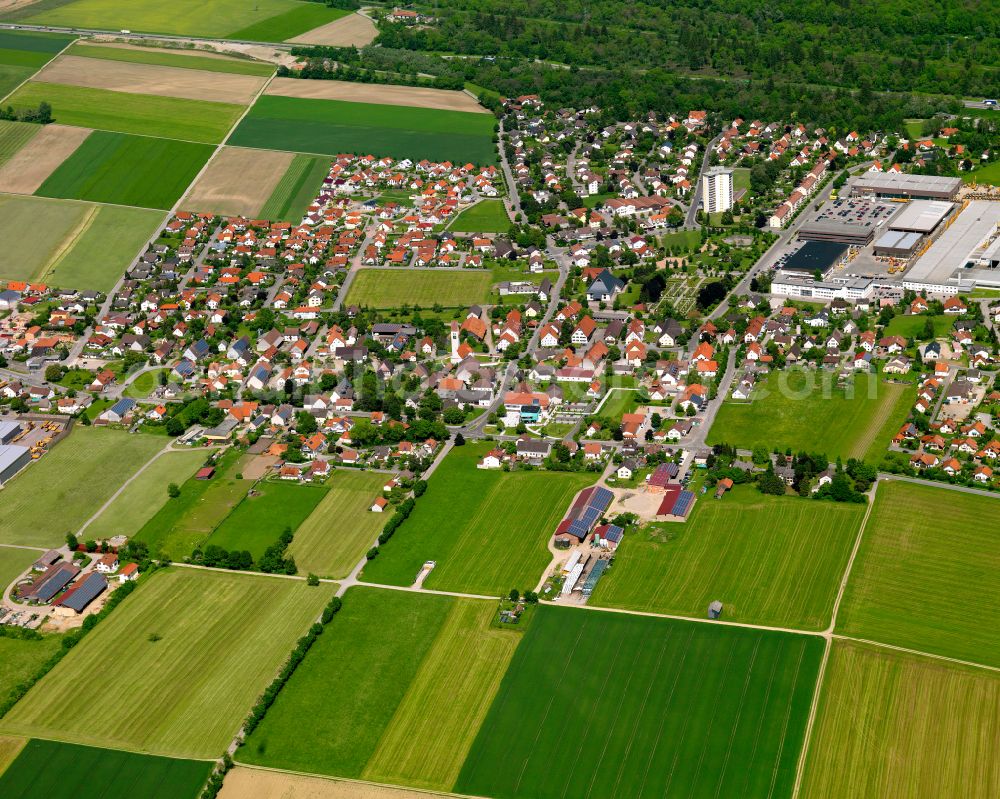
xmin=68 ymin=42 xmax=275 ymax=76
xmin=801 ymin=640 xmax=1000 ymax=798
xmin=6 ymin=82 xmax=241 ymax=143
xmin=0 ymin=193 xmax=88 ymax=283
xmin=837 ymin=480 xmax=1000 ymax=668
xmin=708 ymin=370 xmax=916 ymax=462
xmin=205 ymin=481 xmax=328 ymax=560
xmin=362 ymin=599 xmax=522 ymax=791
xmin=0 ymin=635 xmax=62 ymax=714
xmin=0 ymin=736 xmax=25 ymax=778
xmin=289 ymin=469 xmax=386 ymax=578
xmin=85 ymin=449 xmax=208 ymax=541
xmin=240 ymin=586 xmax=453 ymax=777
xmin=136 ymin=449 xmax=252 ymax=559
xmin=883 ymin=313 xmax=953 ymax=338
xmin=16 ymin=0 xmax=343 ymax=41
xmin=449 ymin=199 xmax=510 ymax=233
xmin=36 ymin=130 xmax=213 ymax=209
xmin=123 ymin=368 xmax=168 ymax=399
xmin=258 ymin=153 xmax=329 ymax=221
xmin=0 ymin=31 xmax=72 ymax=96
xmin=0 ymin=739 xmax=212 ymax=799
xmin=0 ymin=547 xmax=36 ymax=595
xmin=0 ymin=568 xmax=334 ymax=758
xmin=456 ymin=605 xmax=822 ymax=799
xmin=346 ymin=269 xmax=494 ymax=309
xmin=964 ymin=159 xmax=1000 ymax=186
xmin=0 ymin=121 xmax=39 ymax=168
xmin=0 ymin=427 xmax=163 ymax=548
xmin=0 ymin=65 xmax=31 ymax=99
xmin=230 ymin=95 xmax=497 ymax=165
xmin=360 ymin=443 xmax=594 ymax=595
xmin=590 ymin=486 xmax=865 ymax=630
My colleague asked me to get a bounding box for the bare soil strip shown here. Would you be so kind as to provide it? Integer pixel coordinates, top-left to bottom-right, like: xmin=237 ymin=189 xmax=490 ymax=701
xmin=182 ymin=146 xmax=294 ymax=217
xmin=287 ymin=13 xmax=378 ymax=47
xmin=0 ymin=124 xmax=91 ymax=194
xmin=265 ymin=78 xmax=489 ymax=114
xmin=219 ymin=767 xmax=468 ymax=799
xmin=73 ymin=40 xmax=262 ymax=63
xmin=33 ymin=55 xmax=267 ymax=104
xmin=0 ymin=0 xmax=39 ymax=11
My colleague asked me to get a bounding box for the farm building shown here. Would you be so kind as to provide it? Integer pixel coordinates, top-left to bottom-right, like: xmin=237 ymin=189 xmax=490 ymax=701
xmin=581 ymin=559 xmax=610 ymax=598
xmin=0 ymin=444 xmax=31 ymax=485
xmin=25 ymin=562 xmax=80 ymax=603
xmin=33 ymin=550 xmax=61 ymax=572
xmin=55 ymin=572 xmax=108 ymax=615
xmin=656 ymin=486 xmax=696 ymax=518
xmin=555 ymin=486 xmax=613 ymax=542
xmin=196 ymin=466 xmax=216 ymax=480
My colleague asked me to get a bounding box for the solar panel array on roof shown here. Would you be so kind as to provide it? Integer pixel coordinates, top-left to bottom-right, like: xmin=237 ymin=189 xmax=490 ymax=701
xmin=568 ymin=519 xmax=592 ymax=539
xmin=671 ymin=491 xmax=695 ymax=517
xmin=57 ymin=572 xmax=108 ymax=612
xmin=589 ymin=486 xmax=613 ymax=511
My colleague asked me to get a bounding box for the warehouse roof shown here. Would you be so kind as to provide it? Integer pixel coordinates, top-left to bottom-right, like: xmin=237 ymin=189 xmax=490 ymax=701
xmin=888 ymin=200 xmax=953 ymax=233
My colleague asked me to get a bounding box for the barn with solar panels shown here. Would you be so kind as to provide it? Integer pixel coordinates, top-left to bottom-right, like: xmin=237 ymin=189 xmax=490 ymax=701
xmin=656 ymin=487 xmax=696 ymax=519
xmin=554 ymin=485 xmax=614 ymax=543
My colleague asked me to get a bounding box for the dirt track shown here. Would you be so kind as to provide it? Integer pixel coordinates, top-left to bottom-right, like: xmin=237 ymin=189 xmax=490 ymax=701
xmin=34 ymin=55 xmax=268 ymax=104
xmin=182 ymin=147 xmax=294 ymax=217
xmin=288 ymin=13 xmax=378 ymax=47
xmin=0 ymin=124 xmax=91 ymax=195
xmin=219 ymin=768 xmax=465 ymax=799
xmin=265 ymin=78 xmax=488 ymax=114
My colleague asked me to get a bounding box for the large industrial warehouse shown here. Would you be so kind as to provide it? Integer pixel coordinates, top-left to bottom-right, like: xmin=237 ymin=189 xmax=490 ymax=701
xmin=850 ymin=173 xmax=962 ymax=201
xmin=903 ymin=201 xmax=1000 ymax=292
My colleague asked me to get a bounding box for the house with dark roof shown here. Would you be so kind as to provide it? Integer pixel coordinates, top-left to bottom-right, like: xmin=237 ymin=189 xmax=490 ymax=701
xmin=586 ymin=268 xmax=626 ymax=302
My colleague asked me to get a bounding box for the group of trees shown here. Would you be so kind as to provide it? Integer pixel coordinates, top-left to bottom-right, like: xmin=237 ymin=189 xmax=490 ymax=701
xmin=0 ymin=101 xmax=52 ymax=124
xmin=194 ymin=526 xmax=297 ymax=574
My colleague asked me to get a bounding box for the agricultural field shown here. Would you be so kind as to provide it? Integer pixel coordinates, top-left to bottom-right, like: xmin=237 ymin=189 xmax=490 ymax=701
xmin=449 ymin=199 xmax=511 ymax=233
xmin=0 ymin=427 xmax=163 ymax=548
xmin=456 ymin=606 xmax=822 ymax=799
xmin=0 ymin=739 xmax=213 ymax=799
xmin=205 ymin=481 xmax=328 ymax=560
xmin=0 ymin=120 xmax=39 ymax=169
xmin=289 ymin=469 xmax=387 ymax=578
xmin=0 ymin=568 xmax=335 ymax=758
xmin=0 ymin=634 xmax=61 ymax=712
xmin=258 ymin=153 xmax=330 ymax=221
xmin=286 ymin=12 xmax=378 ymax=47
xmin=590 ymin=485 xmax=865 ymax=630
xmin=360 ymin=442 xmax=594 ymax=595
xmin=0 ymin=736 xmax=24 ymax=777
xmin=230 ymin=95 xmax=497 ymax=165
xmin=836 ymin=480 xmax=1000 ymax=668
xmin=240 ymin=587 xmax=453 ymax=778
xmin=7 ymin=0 xmax=346 ymax=42
xmin=5 ymin=82 xmax=242 ymax=143
xmin=182 ymin=146 xmax=294 ymax=218
xmin=0 ymin=30 xmax=74 ymax=97
xmin=67 ymin=42 xmax=275 ymax=76
xmin=84 ymin=449 xmax=209 ymax=541
xmin=800 ymin=640 xmax=1000 ymax=798
xmin=345 ymin=269 xmax=493 ymax=309
xmin=265 ymin=78 xmax=488 ymax=114
xmin=36 ymin=131 xmax=214 ymax=209
xmin=0 ymin=193 xmax=89 ymax=282
xmin=219 ymin=768 xmax=454 ymax=799
xmin=708 ymin=370 xmax=917 ymax=461
xmin=0 ymin=124 xmax=91 ymax=195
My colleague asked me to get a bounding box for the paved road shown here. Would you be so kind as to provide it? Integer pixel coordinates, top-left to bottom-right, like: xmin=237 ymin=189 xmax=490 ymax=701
xmin=684 ymin=134 xmax=723 ymax=227
xmin=0 ymin=22 xmax=296 ymax=51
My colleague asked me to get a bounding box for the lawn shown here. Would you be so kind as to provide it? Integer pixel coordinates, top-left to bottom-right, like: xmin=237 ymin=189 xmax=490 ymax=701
xmin=230 ymin=95 xmax=497 ymax=165
xmin=289 ymin=469 xmax=387 ymax=578
xmin=205 ymin=481 xmax=328 ymax=560
xmin=0 ymin=635 xmax=62 ymax=713
xmin=6 ymin=82 xmax=242 ymax=143
xmin=0 ymin=739 xmax=212 ymax=799
xmin=0 ymin=547 xmax=36 ymax=595
xmin=84 ymin=449 xmax=208 ymax=541
xmin=68 ymin=43 xmax=275 ymax=77
xmin=37 ymin=131 xmax=214 ymax=209
xmin=883 ymin=312 xmax=953 ymax=339
xmin=39 ymin=203 xmax=163 ymax=291
xmin=18 ymin=0 xmax=344 ymax=42
xmin=135 ymin=449 xmax=252 ymax=559
xmin=239 ymin=586 xmax=453 ymax=777
xmin=0 ymin=194 xmax=89 ymax=283
xmin=0 ymin=121 xmax=39 ymax=168
xmin=456 ymin=605 xmax=822 ymax=799
xmin=449 ymin=199 xmax=510 ymax=233
xmin=258 ymin=153 xmax=329 ymax=221
xmin=590 ymin=485 xmax=865 ymax=630
xmin=964 ymin=159 xmax=1000 ymax=186
xmin=362 ymin=599 xmax=522 ymax=792
xmin=836 ymin=480 xmax=1000 ymax=668
xmin=800 ymin=640 xmax=1000 ymax=798
xmin=708 ymin=370 xmax=917 ymax=462
xmin=0 ymin=568 xmax=335 ymax=758
xmin=0 ymin=427 xmax=163 ymax=548
xmin=346 ymin=269 xmax=493 ymax=309
xmin=123 ymin=368 xmax=169 ymax=399
xmin=661 ymin=228 xmax=702 ymax=251
xmin=360 ymin=442 xmax=594 ymax=595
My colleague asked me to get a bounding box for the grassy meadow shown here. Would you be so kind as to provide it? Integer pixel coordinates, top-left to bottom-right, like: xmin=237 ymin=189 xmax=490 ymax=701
xmin=449 ymin=199 xmax=511 ymax=233
xmin=0 ymin=635 xmax=62 ymax=714
xmin=258 ymin=153 xmax=329 ymax=221
xmin=68 ymin=43 xmax=275 ymax=76
xmin=346 ymin=269 xmax=494 ymax=309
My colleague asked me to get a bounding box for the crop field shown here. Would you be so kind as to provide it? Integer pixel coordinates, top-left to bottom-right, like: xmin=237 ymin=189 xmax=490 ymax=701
xmin=136 ymin=449 xmax=252 ymax=559
xmin=346 ymin=269 xmax=494 ymax=309
xmin=287 ymin=12 xmax=378 ymax=47
xmin=0 ymin=30 xmax=73 ymax=96
xmin=360 ymin=443 xmax=594 ymax=595
xmin=219 ymin=767 xmax=456 ymax=799
xmin=68 ymin=42 xmax=276 ymax=77
xmin=85 ymin=449 xmax=209 ymax=541
xmin=836 ymin=480 xmax=1000 ymax=667
xmin=266 ymin=78 xmax=489 ymax=114
xmin=457 ymin=606 xmax=822 ymax=799
xmin=258 ymin=153 xmax=330 ymax=221
xmin=449 ymin=199 xmax=511 ymax=233
xmin=362 ymin=599 xmax=522 ymax=791
xmin=800 ymin=640 xmax=1000 ymax=798
xmin=5 ymin=82 xmax=242 ymax=143
xmin=13 ymin=0 xmax=346 ymax=42
xmin=590 ymin=486 xmax=864 ymax=630
xmin=182 ymin=146 xmax=294 ymax=217
xmin=0 ymin=124 xmax=90 ymax=194
xmin=0 ymin=736 xmax=24 ymax=777
xmin=0 ymin=427 xmax=163 ymax=548
xmin=0 ymin=634 xmax=61 ymax=712
xmin=708 ymin=370 xmax=916 ymax=461
xmin=289 ymin=469 xmax=387 ymax=578
xmin=240 ymin=587 xmax=453 ymax=777
xmin=205 ymin=481 xmax=328 ymax=560
xmin=0 ymin=120 xmax=38 ymax=168
xmin=0 ymin=193 xmax=89 ymax=282
xmin=230 ymin=95 xmax=497 ymax=165
xmin=0 ymin=568 xmax=335 ymax=758
xmin=37 ymin=130 xmax=214 ymax=209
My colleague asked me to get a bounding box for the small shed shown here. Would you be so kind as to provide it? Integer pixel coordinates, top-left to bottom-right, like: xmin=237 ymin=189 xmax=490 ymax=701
xmin=195 ymin=467 xmax=216 ymax=480
xmin=708 ymin=600 xmax=723 ymax=619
